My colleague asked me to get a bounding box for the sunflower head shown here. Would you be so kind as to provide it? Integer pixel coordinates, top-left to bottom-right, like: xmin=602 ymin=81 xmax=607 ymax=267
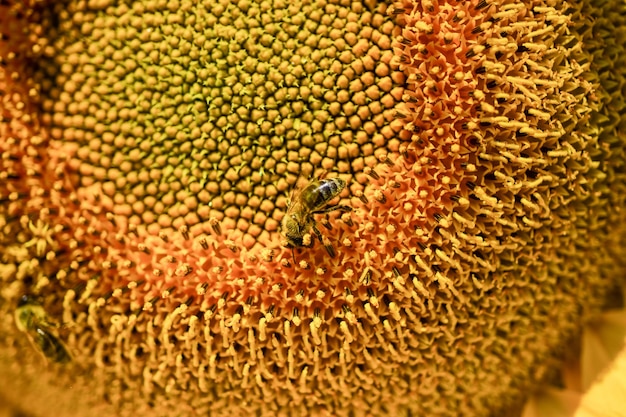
xmin=1 ymin=0 xmax=626 ymax=416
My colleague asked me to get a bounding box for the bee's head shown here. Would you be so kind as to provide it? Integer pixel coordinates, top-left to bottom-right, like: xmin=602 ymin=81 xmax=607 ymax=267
xmin=284 ymin=235 xmax=303 ymax=248
xmin=281 ymin=214 xmax=303 ymax=248
xmin=18 ymin=294 xmax=36 ymax=308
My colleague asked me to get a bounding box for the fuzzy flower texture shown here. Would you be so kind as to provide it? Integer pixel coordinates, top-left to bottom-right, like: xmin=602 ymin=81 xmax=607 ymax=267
xmin=1 ymin=0 xmax=625 ymax=416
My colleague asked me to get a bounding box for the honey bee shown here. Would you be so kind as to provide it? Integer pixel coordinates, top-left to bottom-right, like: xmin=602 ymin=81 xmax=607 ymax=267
xmin=281 ymin=176 xmax=351 ymax=259
xmin=14 ymin=295 xmax=71 ymax=364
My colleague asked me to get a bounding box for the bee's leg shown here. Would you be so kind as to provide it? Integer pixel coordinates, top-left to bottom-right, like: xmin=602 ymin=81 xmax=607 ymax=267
xmin=320 ymin=216 xmax=332 ymax=231
xmin=315 ymin=205 xmax=353 ymax=231
xmin=311 ymin=223 xmax=324 ymax=243
xmin=312 ymin=204 xmax=352 ymax=215
xmin=311 ymin=224 xmax=336 ymax=258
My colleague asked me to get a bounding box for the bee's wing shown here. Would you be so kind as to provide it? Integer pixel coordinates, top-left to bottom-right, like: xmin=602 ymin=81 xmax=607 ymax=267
xmin=287 ymin=175 xmax=310 ymax=205
xmin=34 ymin=327 xmax=71 ymax=363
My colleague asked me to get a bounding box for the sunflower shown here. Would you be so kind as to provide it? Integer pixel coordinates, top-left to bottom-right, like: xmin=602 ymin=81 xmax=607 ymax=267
xmin=1 ymin=0 xmax=625 ymax=416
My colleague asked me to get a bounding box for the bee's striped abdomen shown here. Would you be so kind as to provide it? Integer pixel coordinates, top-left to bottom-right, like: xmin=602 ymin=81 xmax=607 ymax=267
xmin=302 ymin=178 xmax=346 ymax=211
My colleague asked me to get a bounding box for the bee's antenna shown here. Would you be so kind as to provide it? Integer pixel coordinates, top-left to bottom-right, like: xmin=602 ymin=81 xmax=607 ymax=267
xmin=291 ymin=247 xmax=296 ymax=266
